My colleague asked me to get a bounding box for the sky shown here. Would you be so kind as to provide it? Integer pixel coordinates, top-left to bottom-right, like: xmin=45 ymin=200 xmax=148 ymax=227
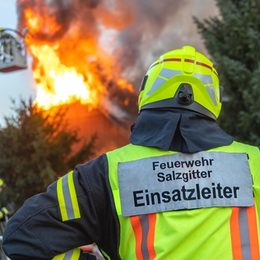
xmin=0 ymin=0 xmax=35 ymax=124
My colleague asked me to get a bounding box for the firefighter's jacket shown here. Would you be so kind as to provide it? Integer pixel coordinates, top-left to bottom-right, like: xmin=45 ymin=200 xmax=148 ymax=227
xmin=3 ymin=110 xmax=260 ymax=259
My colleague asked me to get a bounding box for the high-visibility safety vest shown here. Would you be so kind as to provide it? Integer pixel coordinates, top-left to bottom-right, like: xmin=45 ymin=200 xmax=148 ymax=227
xmin=106 ymin=141 xmax=260 ymax=260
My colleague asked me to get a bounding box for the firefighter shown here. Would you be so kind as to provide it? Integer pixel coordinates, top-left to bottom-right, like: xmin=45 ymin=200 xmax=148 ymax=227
xmin=2 ymin=46 xmax=260 ymax=259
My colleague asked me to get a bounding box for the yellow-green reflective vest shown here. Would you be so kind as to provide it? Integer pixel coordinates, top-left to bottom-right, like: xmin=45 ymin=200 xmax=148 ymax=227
xmin=106 ymin=141 xmax=260 ymax=260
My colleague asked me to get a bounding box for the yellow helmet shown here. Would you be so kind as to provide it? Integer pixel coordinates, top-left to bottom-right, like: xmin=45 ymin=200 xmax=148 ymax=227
xmin=138 ymin=45 xmax=222 ymax=120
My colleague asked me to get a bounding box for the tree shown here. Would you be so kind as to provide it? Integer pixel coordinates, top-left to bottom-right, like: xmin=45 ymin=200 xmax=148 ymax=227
xmin=195 ymin=0 xmax=260 ymax=145
xmin=0 ymin=99 xmax=95 ymax=208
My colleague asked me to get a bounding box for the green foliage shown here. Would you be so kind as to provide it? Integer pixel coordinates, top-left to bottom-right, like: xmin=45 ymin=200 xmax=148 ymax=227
xmin=195 ymin=0 xmax=260 ymax=145
xmin=0 ymin=99 xmax=95 ymax=208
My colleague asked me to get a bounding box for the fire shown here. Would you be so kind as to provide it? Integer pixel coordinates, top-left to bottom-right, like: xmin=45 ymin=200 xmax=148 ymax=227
xmin=24 ymin=8 xmax=61 ymax=36
xmin=31 ymin=45 xmax=97 ymax=109
xmin=19 ymin=3 xmax=135 ymax=110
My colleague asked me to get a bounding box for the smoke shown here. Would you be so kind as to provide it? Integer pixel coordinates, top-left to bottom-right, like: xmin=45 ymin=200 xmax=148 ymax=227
xmin=17 ymin=0 xmax=99 ymax=41
xmin=16 ymin=0 xmax=217 ymax=87
xmin=113 ymin=0 xmax=218 ymax=86
xmin=114 ymin=0 xmax=184 ymax=85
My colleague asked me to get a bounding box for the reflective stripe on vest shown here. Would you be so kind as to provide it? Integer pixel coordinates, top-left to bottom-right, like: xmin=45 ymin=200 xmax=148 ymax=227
xmin=230 ymin=205 xmax=260 ymax=260
xmin=57 ymin=171 xmax=81 ymax=221
xmin=52 ymin=248 xmax=81 ymax=260
xmin=130 ymin=213 xmax=156 ymax=260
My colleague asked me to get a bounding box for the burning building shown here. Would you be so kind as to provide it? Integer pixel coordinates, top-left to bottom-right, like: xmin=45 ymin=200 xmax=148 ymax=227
xmin=16 ymin=0 xmax=217 ymax=155
xmin=16 ymin=0 xmax=140 ymax=155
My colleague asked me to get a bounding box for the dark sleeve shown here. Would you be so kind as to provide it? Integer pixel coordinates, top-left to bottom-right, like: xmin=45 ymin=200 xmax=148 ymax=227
xmin=2 ymin=154 xmax=120 ymax=260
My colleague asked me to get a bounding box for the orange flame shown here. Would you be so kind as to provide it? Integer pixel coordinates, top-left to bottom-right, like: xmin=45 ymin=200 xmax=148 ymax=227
xmin=31 ymin=45 xmax=98 ymax=109
xmin=24 ymin=8 xmax=62 ymax=36
xmin=22 ymin=5 xmax=134 ymax=110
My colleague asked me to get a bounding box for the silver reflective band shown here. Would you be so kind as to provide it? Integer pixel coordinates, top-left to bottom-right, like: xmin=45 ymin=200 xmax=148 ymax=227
xmin=62 ymin=174 xmax=75 ymax=220
xmin=193 ymin=73 xmax=213 ymax=84
xmin=52 ymin=248 xmax=81 ymax=260
xmin=206 ymin=86 xmax=217 ymax=105
xmin=239 ymin=208 xmax=252 ymax=260
xmin=147 ymin=69 xmax=182 ymax=96
xmin=118 ymin=152 xmax=253 ymax=216
xmin=147 ymin=77 xmax=166 ymax=96
xmin=57 ymin=171 xmax=81 ymax=221
xmin=160 ymin=68 xmax=182 ymax=79
xmin=140 ymin=215 xmax=150 ymax=260
xmin=64 ymin=249 xmax=73 ymax=260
